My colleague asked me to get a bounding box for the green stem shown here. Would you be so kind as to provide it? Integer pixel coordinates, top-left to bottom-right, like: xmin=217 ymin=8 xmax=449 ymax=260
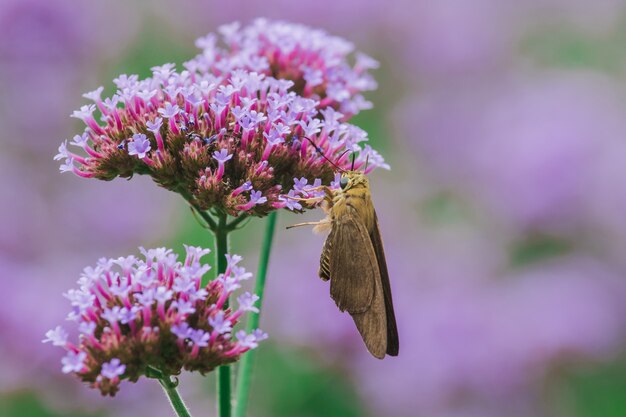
xmin=214 ymin=212 xmax=232 ymax=417
xmin=179 ymin=188 xmax=218 ymax=231
xmin=226 ymin=214 xmax=249 ymax=231
xmin=234 ymin=211 xmax=278 ymax=417
xmin=159 ymin=377 xmax=193 ymax=417
xmin=193 ymin=206 xmax=218 ymax=231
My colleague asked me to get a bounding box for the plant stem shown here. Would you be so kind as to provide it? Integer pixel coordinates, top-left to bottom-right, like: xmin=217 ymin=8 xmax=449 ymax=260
xmin=179 ymin=189 xmax=218 ymax=230
xmin=214 ymin=215 xmax=229 ymax=285
xmin=214 ymin=212 xmax=232 ymax=417
xmin=226 ymin=214 xmax=249 ymax=231
xmin=159 ymin=377 xmax=193 ymax=417
xmin=234 ymin=211 xmax=278 ymax=417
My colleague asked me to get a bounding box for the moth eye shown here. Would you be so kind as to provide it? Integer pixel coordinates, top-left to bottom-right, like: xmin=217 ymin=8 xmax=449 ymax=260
xmin=340 ymin=176 xmax=349 ymax=189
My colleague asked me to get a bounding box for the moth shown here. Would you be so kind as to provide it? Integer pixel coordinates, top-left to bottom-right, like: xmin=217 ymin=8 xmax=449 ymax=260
xmin=288 ymin=166 xmax=399 ymax=359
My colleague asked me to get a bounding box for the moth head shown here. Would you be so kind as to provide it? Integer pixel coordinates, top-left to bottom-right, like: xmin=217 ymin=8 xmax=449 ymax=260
xmin=339 ymin=171 xmax=368 ymax=190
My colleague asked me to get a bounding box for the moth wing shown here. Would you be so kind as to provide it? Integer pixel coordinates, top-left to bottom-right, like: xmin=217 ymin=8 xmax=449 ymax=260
xmin=350 ymin=264 xmax=388 ymax=359
xmin=329 ymin=216 xmax=376 ymax=314
xmin=318 ymin=230 xmax=332 ymax=282
xmin=370 ymin=211 xmax=399 ymax=356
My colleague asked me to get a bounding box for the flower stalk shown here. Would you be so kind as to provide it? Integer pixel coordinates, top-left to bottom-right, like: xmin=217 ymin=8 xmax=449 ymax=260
xmin=197 ymin=209 xmax=277 ymax=417
xmin=160 ymin=376 xmax=193 ymax=417
xmin=213 ymin=211 xmax=232 ymax=417
xmin=234 ymin=211 xmax=278 ymax=417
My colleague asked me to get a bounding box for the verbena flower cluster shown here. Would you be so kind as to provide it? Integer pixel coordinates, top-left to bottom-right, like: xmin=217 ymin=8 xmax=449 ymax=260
xmin=55 ymin=19 xmax=388 ymax=217
xmin=43 ymin=246 xmax=266 ymax=396
xmin=187 ymin=18 xmax=379 ymax=117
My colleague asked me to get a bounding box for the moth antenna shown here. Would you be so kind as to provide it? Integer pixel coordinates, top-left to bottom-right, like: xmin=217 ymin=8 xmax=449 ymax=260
xmin=337 ymin=149 xmax=351 ymax=162
xmin=302 ymin=136 xmax=346 ymax=173
xmin=351 ymin=153 xmax=356 ymax=171
xmin=363 ymin=154 xmax=370 ymax=172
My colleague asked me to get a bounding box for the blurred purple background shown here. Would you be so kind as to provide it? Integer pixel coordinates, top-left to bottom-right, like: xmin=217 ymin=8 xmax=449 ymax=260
xmin=2 ymin=1 xmax=626 ymax=416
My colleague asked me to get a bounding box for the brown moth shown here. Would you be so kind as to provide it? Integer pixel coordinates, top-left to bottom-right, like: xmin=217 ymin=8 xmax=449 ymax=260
xmin=289 ymin=170 xmax=399 ymax=359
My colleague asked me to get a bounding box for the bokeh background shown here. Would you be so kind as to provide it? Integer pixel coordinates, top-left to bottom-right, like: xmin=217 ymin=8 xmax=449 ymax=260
xmin=2 ymin=0 xmax=626 ymax=416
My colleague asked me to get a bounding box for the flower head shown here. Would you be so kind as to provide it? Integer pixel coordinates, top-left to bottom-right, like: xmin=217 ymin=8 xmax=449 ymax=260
xmin=188 ymin=19 xmax=377 ymax=117
xmin=44 ymin=247 xmax=265 ymax=396
xmin=56 ymin=20 xmax=388 ymax=218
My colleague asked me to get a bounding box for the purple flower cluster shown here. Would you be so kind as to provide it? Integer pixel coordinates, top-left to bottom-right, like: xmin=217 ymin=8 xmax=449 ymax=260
xmin=43 ymin=246 xmax=266 ymax=396
xmin=188 ymin=18 xmax=378 ymax=117
xmin=56 ymin=19 xmax=387 ymax=217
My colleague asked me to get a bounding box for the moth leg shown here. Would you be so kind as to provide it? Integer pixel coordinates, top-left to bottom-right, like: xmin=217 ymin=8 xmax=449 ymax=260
xmin=301 ymin=185 xmax=326 ymax=193
xmin=312 ymin=219 xmax=332 ymax=233
xmin=283 ymin=195 xmax=326 ymax=205
xmin=286 ymin=221 xmax=325 ymax=229
xmin=286 ymin=218 xmax=332 ymax=233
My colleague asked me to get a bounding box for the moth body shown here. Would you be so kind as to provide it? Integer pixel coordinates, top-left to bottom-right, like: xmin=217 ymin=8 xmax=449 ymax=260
xmin=316 ymin=171 xmax=399 ymax=358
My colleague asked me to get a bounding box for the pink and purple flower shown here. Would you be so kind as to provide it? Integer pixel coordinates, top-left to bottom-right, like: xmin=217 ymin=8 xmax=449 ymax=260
xmin=187 ymin=19 xmax=378 ymax=117
xmin=43 ymin=246 xmax=266 ymax=396
xmin=56 ymin=21 xmax=388 ymax=217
